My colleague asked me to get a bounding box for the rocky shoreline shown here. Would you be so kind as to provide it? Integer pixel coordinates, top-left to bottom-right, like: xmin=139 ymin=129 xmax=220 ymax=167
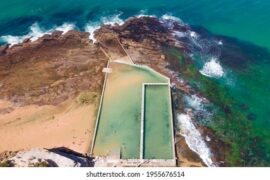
xmin=0 ymin=16 xmax=229 ymax=167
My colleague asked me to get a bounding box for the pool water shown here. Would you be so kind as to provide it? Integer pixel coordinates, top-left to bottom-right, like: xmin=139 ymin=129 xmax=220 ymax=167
xmin=143 ymin=85 xmax=174 ymax=159
xmin=92 ymin=62 xmax=173 ymax=159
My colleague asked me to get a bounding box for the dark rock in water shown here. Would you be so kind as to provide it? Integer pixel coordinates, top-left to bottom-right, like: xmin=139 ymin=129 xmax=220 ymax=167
xmin=223 ymin=104 xmax=231 ymax=114
xmin=247 ymin=113 xmax=257 ymax=121
xmin=113 ymin=17 xmax=169 ymax=42
xmin=240 ymin=104 xmax=249 ymax=111
xmin=220 ymin=37 xmax=270 ymax=69
xmin=192 ymin=26 xmax=270 ymax=70
xmin=0 ymin=44 xmax=9 ymax=55
xmin=173 ymin=22 xmax=189 ymax=32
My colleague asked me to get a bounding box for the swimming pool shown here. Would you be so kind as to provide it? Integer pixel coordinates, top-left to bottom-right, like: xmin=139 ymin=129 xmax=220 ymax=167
xmin=91 ymin=61 xmax=174 ymax=160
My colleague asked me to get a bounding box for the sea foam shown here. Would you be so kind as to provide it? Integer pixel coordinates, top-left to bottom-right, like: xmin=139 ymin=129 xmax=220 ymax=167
xmin=160 ymin=14 xmax=185 ymax=30
xmin=0 ymin=22 xmax=75 ymax=46
xmin=184 ymin=95 xmax=204 ymax=111
xmin=159 ymin=14 xmax=224 ymax=77
xmin=200 ymin=57 xmax=224 ymax=78
xmin=84 ymin=13 xmax=124 ymax=43
xmin=55 ymin=23 xmax=75 ymax=34
xmin=177 ymin=113 xmax=215 ymax=167
xmin=161 ymin=14 xmax=183 ymax=23
xmin=136 ymin=9 xmax=156 ymax=18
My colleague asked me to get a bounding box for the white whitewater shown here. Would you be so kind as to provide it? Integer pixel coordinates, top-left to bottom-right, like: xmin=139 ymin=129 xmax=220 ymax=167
xmin=177 ymin=114 xmax=215 ymax=167
xmin=136 ymin=9 xmax=156 ymax=18
xmin=84 ymin=13 xmax=124 ymax=43
xmin=161 ymin=14 xmax=183 ymax=23
xmin=200 ymin=57 xmax=224 ymax=78
xmin=0 ymin=22 xmax=75 ymax=46
xmin=184 ymin=94 xmax=204 ymax=111
xmin=84 ymin=22 xmax=101 ymax=43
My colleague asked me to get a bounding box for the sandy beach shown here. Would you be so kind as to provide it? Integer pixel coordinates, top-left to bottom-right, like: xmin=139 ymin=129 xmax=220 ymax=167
xmin=0 ymin=94 xmax=98 ymax=154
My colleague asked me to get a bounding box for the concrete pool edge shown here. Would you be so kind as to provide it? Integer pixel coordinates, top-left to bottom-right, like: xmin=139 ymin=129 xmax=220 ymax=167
xmin=94 ymin=158 xmax=176 ymax=167
xmin=90 ymin=60 xmax=176 ymax=166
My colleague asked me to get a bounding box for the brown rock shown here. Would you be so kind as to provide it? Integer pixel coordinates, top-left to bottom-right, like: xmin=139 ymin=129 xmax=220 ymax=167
xmin=51 ymin=30 xmax=63 ymax=38
xmin=0 ymin=151 xmax=18 ymax=161
xmin=175 ymin=134 xmax=205 ymax=167
xmin=0 ymin=30 xmax=108 ymax=106
xmin=161 ymin=54 xmax=166 ymax=60
xmin=0 ymin=44 xmax=9 ymax=55
xmin=22 ymin=38 xmax=31 ymax=44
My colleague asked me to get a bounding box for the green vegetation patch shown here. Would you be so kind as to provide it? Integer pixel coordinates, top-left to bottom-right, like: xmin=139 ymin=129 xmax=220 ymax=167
xmin=31 ymin=161 xmax=50 ymax=167
xmin=0 ymin=160 xmax=14 ymax=167
xmin=78 ymin=91 xmax=99 ymax=105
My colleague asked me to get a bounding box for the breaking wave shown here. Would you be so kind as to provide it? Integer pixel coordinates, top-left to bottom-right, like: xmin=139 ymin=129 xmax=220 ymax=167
xmin=183 ymin=94 xmax=213 ymax=126
xmin=84 ymin=13 xmax=124 ymax=43
xmin=158 ymin=14 xmax=226 ymax=79
xmin=184 ymin=95 xmax=204 ymax=111
xmin=84 ymin=22 xmax=101 ymax=43
xmin=177 ymin=113 xmax=215 ymax=167
xmin=157 ymin=14 xmax=218 ymax=166
xmin=1 ymin=13 xmax=125 ymax=46
xmin=0 ymin=23 xmax=75 ymax=46
xmin=160 ymin=14 xmax=203 ymax=50
xmin=200 ymin=57 xmax=225 ymax=78
xmin=160 ymin=14 xmax=185 ymax=31
xmin=161 ymin=14 xmax=183 ymax=23
xmin=136 ymin=9 xmax=156 ymax=18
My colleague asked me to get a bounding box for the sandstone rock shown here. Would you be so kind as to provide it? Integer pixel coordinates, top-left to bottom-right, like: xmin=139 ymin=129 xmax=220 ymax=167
xmin=22 ymin=38 xmax=31 ymax=44
xmin=52 ymin=30 xmax=63 ymax=38
xmin=161 ymin=54 xmax=166 ymax=60
xmin=0 ymin=44 xmax=9 ymax=55
xmin=8 ymin=148 xmax=94 ymax=167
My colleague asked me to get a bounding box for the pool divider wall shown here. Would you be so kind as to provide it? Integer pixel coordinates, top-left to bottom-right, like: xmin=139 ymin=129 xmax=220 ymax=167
xmin=168 ymin=79 xmax=176 ymax=159
xmin=140 ymin=84 xmax=145 ymax=159
xmin=90 ymin=60 xmax=110 ymax=155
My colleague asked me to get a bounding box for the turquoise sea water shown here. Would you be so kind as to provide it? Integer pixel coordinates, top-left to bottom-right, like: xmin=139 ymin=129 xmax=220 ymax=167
xmin=0 ymin=0 xmax=269 ymax=166
xmin=1 ymin=0 xmax=270 ymax=49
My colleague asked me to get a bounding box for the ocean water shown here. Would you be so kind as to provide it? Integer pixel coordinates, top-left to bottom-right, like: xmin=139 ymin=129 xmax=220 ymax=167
xmin=0 ymin=0 xmax=269 ymax=166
